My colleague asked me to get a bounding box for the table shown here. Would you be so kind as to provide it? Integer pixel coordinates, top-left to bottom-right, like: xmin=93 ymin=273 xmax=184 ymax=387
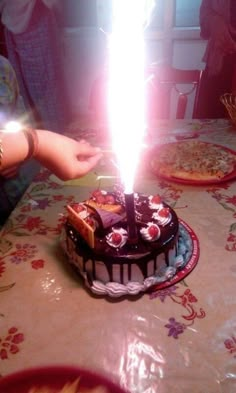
xmin=1 ymin=118 xmax=236 ymax=393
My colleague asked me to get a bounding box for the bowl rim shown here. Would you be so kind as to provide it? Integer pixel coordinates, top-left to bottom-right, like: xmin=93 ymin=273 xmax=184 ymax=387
xmin=0 ymin=365 xmax=129 ymax=393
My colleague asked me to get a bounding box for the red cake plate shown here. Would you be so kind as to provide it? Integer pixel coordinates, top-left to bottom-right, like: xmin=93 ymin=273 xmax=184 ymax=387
xmin=147 ymin=218 xmax=199 ymax=293
xmin=0 ymin=365 xmax=129 ymax=393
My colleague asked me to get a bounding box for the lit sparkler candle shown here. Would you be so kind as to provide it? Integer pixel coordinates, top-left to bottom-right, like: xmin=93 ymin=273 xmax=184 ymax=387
xmin=108 ymin=0 xmax=148 ymax=243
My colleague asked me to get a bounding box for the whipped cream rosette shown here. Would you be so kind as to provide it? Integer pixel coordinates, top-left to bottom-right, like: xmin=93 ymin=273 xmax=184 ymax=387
xmin=148 ymin=194 xmax=163 ymax=210
xmin=152 ymin=206 xmax=171 ymax=226
xmin=140 ymin=222 xmax=161 ymax=242
xmin=106 ymin=227 xmax=128 ymax=248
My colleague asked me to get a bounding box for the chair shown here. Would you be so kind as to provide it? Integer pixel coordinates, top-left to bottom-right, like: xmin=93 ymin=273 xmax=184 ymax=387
xmin=146 ymin=64 xmax=203 ymax=120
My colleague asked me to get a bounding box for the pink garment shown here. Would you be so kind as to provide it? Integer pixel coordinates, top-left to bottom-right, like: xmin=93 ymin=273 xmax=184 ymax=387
xmin=0 ymin=0 xmax=59 ymax=34
xmin=200 ymin=0 xmax=236 ymax=81
xmin=2 ymin=0 xmax=69 ymax=133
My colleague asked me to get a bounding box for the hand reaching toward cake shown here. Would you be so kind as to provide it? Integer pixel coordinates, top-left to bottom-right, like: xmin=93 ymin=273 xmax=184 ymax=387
xmin=34 ymin=131 xmax=103 ymax=180
xmin=0 ymin=129 xmax=103 ymax=181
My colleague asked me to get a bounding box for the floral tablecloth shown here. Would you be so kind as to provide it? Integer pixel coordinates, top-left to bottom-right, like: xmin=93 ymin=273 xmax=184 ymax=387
xmin=1 ymin=118 xmax=236 ymax=393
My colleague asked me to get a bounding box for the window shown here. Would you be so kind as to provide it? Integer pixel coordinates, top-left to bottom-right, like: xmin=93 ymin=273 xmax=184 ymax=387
xmin=175 ymin=0 xmax=202 ymax=27
xmin=97 ymin=0 xmax=113 ymax=31
xmin=63 ymin=1 xmax=202 ymax=33
xmin=94 ymin=1 xmax=204 ymax=67
xmin=62 ymin=0 xmax=206 ymax=117
xmin=143 ymin=0 xmax=204 ymax=69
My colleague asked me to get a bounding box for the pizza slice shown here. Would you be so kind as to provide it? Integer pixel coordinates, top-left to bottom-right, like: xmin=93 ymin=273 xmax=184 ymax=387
xmin=150 ymin=140 xmax=236 ymax=182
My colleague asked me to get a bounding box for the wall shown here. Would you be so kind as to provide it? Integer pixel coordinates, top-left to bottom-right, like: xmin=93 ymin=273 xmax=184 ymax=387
xmin=63 ymin=27 xmax=107 ymax=116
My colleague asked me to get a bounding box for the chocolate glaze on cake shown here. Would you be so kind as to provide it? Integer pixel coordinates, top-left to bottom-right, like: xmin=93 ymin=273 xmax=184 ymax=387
xmin=63 ymin=192 xmax=179 ymax=287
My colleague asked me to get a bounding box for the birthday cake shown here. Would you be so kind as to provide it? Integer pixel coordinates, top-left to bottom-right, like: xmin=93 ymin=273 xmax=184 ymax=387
xmin=61 ymin=187 xmax=189 ymax=297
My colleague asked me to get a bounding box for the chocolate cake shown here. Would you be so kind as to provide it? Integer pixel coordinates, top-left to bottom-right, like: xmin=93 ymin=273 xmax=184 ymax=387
xmin=61 ymin=188 xmax=187 ymax=297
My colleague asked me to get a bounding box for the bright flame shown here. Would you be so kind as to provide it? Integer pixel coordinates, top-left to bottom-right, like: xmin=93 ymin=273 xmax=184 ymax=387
xmin=4 ymin=120 xmax=22 ymax=133
xmin=108 ymin=0 xmax=146 ymax=193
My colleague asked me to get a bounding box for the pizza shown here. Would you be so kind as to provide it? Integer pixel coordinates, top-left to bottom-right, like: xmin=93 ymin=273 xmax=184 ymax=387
xmin=150 ymin=140 xmax=236 ymax=182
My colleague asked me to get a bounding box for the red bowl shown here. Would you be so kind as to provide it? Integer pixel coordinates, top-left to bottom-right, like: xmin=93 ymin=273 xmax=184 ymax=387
xmin=0 ymin=365 xmax=128 ymax=393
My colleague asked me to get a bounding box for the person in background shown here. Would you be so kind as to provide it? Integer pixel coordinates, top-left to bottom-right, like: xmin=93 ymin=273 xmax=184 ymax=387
xmin=0 ymin=0 xmax=70 ymax=133
xmin=198 ymin=0 xmax=236 ymax=118
xmin=0 ymin=53 xmax=34 ymax=225
xmin=0 ymin=54 xmax=102 ymax=226
xmin=0 ymin=54 xmax=19 ymax=123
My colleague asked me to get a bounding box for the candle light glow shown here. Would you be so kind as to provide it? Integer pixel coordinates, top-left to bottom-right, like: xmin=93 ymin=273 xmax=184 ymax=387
xmin=4 ymin=120 xmax=22 ymax=133
xmin=108 ymin=0 xmax=146 ymax=194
